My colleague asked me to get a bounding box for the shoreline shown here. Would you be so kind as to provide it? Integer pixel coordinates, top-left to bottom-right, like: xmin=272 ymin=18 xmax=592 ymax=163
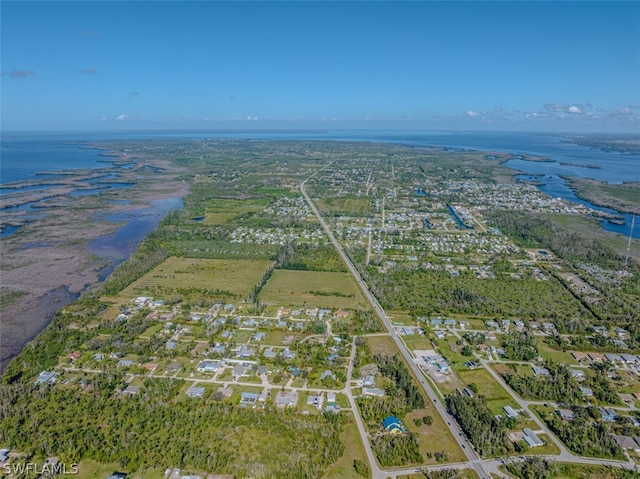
xmin=0 ymin=143 xmax=188 ymax=372
xmin=560 ymin=176 xmax=640 ymax=217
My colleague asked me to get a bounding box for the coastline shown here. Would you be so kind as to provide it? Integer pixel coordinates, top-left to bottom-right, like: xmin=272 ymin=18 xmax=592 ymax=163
xmin=0 ymin=144 xmax=188 ymax=372
xmin=561 ymin=176 xmax=640 ymax=217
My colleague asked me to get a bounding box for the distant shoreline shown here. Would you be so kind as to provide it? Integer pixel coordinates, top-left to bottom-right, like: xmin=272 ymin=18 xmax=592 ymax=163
xmin=0 ymin=142 xmax=188 ymax=372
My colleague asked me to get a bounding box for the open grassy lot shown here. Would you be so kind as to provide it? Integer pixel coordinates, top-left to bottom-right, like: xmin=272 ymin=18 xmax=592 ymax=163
xmin=322 ymin=418 xmax=370 ymax=479
xmin=402 ymin=335 xmax=434 ymax=351
xmin=316 ymin=196 xmax=374 ymax=216
xmin=112 ymin=257 xmax=273 ymax=303
xmin=405 ymin=408 xmax=467 ymax=465
xmin=457 ymin=368 xmax=519 ymax=414
xmin=74 ymin=460 xmax=163 ymax=479
xmin=387 ymin=310 xmax=416 ymax=326
xmin=261 ymin=270 xmax=369 ymax=309
xmin=367 ymin=335 xmax=398 ymax=356
xmin=203 ymin=197 xmax=269 ymax=224
xmin=536 ymin=337 xmax=579 ymax=365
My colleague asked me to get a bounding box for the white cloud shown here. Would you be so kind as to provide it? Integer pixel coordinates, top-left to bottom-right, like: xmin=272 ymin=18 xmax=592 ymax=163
xmin=466 ymin=110 xmax=481 ymax=117
xmin=116 ymin=114 xmax=131 ymax=121
xmin=567 ymin=105 xmax=582 ymax=114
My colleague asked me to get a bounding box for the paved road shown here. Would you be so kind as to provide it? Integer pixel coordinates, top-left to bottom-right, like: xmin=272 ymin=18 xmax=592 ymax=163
xmin=301 ymin=179 xmax=492 ymax=479
xmin=301 ymin=176 xmax=640 ymax=477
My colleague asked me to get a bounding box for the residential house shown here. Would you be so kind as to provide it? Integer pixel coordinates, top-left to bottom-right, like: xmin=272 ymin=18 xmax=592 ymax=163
xmin=363 ymin=375 xmax=376 ymax=387
xmin=600 ymin=407 xmax=618 ymax=422
xmin=187 ymin=386 xmax=206 ymax=398
xmin=612 ymin=435 xmax=638 ymax=450
xmin=532 ymin=365 xmax=550 ymax=376
xmin=237 ymin=345 xmax=254 ymax=358
xmin=579 ymin=386 xmax=594 ymax=397
xmin=362 ymin=387 xmax=385 ymax=398
xmin=523 ymin=428 xmax=543 ymax=448
xmin=571 ymin=369 xmax=585 ymax=380
xmin=263 ymin=348 xmax=277 ymax=359
xmin=240 ymin=392 xmax=259 ymax=407
xmin=122 ymin=384 xmax=140 ymax=395
xmin=217 ymin=386 xmax=233 ymax=398
xmin=232 ymin=364 xmax=250 ymax=380
xmin=196 ymin=360 xmax=222 ymax=373
xmin=275 ymin=390 xmax=297 ymax=408
xmin=504 ymin=406 xmax=518 ymax=419
xmin=321 ymin=370 xmax=335 ymax=380
xmin=557 ymin=409 xmax=575 ymax=421
xmin=34 ymin=371 xmax=57 ymax=386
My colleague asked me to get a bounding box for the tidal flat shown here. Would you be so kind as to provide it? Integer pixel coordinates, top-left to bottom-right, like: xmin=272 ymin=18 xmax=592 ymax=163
xmin=0 ymin=145 xmax=188 ymax=371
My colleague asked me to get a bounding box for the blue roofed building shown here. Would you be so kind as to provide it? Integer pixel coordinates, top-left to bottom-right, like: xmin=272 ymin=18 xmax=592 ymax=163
xmin=382 ymin=415 xmax=407 ymax=434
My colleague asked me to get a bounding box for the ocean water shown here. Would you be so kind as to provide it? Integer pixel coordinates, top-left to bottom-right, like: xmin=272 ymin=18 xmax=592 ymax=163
xmin=2 ymin=130 xmax=638 ymax=238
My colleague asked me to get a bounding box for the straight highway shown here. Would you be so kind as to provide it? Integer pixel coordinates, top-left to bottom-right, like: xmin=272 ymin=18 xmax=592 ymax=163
xmin=301 ymin=178 xmax=493 ymax=479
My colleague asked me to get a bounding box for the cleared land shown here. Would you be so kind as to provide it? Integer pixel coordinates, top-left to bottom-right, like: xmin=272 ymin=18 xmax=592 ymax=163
xmin=261 ymin=270 xmax=369 ymax=309
xmin=316 ymin=196 xmax=374 ymax=215
xmin=322 ymin=419 xmax=370 ymax=479
xmin=202 ymin=197 xmax=269 ymax=224
xmin=111 ymin=257 xmax=273 ymax=305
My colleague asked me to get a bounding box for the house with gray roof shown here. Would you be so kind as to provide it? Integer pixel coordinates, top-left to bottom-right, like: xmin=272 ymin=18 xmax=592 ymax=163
xmin=187 ymin=386 xmax=206 ymax=398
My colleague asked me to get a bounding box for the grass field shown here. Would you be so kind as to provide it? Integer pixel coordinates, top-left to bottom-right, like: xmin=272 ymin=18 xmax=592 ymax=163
xmin=323 ymin=419 xmax=371 ymax=479
xmin=316 ymin=196 xmax=374 ymax=215
xmin=261 ymin=270 xmax=369 ymax=309
xmin=402 ymin=335 xmax=434 ymax=351
xmin=387 ymin=310 xmax=416 ymax=326
xmin=536 ymin=337 xmax=578 ymax=365
xmin=367 ymin=335 xmax=398 ymax=356
xmin=203 ymin=197 xmax=269 ymax=224
xmin=113 ymin=257 xmax=273 ymax=303
xmin=405 ymin=408 xmax=467 ymax=465
xmin=457 ymin=368 xmax=519 ymax=414
xmin=74 ymin=460 xmax=164 ymax=479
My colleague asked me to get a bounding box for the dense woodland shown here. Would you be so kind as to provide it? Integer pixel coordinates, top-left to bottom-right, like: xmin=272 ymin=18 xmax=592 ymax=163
xmin=485 ymin=210 xmax=640 ymax=326
xmin=502 ymin=362 xmax=582 ymax=403
xmin=445 ymin=394 xmax=513 ymax=457
xmin=358 ymin=265 xmax=592 ymax=322
xmin=539 ymin=405 xmax=624 ymax=459
xmin=0 ymin=384 xmax=344 ymax=479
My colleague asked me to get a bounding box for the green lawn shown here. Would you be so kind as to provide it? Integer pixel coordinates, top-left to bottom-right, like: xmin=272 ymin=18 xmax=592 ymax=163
xmin=536 ymin=337 xmax=578 ymax=365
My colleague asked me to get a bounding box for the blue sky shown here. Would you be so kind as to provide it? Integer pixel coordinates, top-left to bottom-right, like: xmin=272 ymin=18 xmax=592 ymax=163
xmin=2 ymin=1 xmax=639 ymax=132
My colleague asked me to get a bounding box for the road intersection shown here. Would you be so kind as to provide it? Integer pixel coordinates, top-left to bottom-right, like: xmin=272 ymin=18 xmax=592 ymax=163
xmin=301 ymin=175 xmax=639 ymax=478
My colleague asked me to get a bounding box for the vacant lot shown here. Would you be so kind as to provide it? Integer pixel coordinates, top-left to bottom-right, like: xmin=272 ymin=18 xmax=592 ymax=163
xmin=203 ymin=197 xmax=269 ymax=224
xmin=457 ymin=368 xmax=519 ymax=414
xmin=316 ymin=196 xmax=374 ymax=215
xmin=115 ymin=257 xmax=273 ymax=301
xmin=261 ymin=270 xmax=369 ymax=309
xmin=367 ymin=335 xmax=398 ymax=356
